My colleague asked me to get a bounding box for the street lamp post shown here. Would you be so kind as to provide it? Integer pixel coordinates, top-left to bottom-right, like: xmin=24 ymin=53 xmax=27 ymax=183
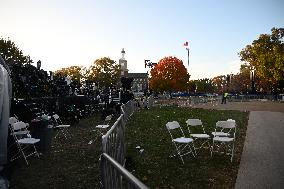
xmin=250 ymin=66 xmax=256 ymax=94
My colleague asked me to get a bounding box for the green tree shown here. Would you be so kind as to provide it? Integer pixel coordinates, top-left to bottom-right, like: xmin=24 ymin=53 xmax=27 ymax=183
xmin=149 ymin=56 xmax=189 ymax=92
xmin=232 ymin=64 xmax=251 ymax=93
xmin=188 ymin=80 xmax=196 ymax=93
xmin=0 ymin=37 xmax=33 ymax=65
xmin=87 ymin=57 xmax=120 ymax=89
xmin=0 ymin=37 xmax=39 ymax=99
xmin=194 ymin=78 xmax=216 ymax=93
xmin=239 ymin=27 xmax=284 ymax=92
xmin=55 ymin=66 xmax=83 ymax=82
xmin=212 ymin=75 xmax=226 ymax=93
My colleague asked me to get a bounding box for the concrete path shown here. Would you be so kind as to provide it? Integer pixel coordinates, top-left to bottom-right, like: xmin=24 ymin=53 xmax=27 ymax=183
xmin=235 ymin=111 xmax=284 ymax=189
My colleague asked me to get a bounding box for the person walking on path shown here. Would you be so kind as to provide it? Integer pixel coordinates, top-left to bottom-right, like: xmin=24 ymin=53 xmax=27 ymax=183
xmin=221 ymin=92 xmax=228 ymax=104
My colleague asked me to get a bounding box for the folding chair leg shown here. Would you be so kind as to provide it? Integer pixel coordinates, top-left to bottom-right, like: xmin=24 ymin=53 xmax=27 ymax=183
xmin=192 ymin=138 xmax=211 ymax=155
xmin=189 ymin=145 xmax=196 ymax=158
xmin=63 ymin=130 xmax=68 ymax=140
xmin=202 ymin=140 xmax=211 ymax=149
xmin=92 ymin=129 xmax=105 ymax=143
xmin=210 ymin=141 xmax=214 ymax=157
xmin=20 ymin=147 xmax=29 ymax=165
xmin=170 ymin=143 xmax=196 ymax=164
xmin=33 ymin=145 xmax=40 ymax=158
xmin=54 ymin=130 xmax=60 ymax=139
xmin=11 ymin=142 xmax=29 ymax=165
xmin=211 ymin=140 xmax=235 ymax=162
xmin=209 ymin=142 xmax=213 ymax=154
xmin=172 ymin=143 xmax=185 ymax=164
xmin=177 ymin=152 xmax=185 ymax=164
xmin=191 ymin=142 xmax=197 ymax=156
xmin=55 ymin=129 xmax=71 ymax=139
xmin=66 ymin=129 xmax=72 ymax=137
xmin=231 ymin=143 xmax=235 ymax=162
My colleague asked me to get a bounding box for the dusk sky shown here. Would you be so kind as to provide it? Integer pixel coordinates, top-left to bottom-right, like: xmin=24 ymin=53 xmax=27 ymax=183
xmin=1 ymin=0 xmax=283 ymax=79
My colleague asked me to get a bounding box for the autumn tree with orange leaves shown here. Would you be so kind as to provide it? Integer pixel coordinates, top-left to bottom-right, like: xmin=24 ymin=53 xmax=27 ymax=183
xmin=149 ymin=56 xmax=189 ymax=93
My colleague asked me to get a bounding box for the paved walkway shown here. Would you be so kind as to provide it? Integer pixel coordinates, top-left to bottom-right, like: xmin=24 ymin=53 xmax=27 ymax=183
xmin=189 ymin=101 xmax=284 ymax=188
xmin=235 ymin=111 xmax=284 ymax=189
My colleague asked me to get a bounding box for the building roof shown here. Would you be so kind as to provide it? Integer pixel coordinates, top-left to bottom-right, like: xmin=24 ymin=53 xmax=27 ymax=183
xmin=128 ymin=73 xmax=148 ymax=78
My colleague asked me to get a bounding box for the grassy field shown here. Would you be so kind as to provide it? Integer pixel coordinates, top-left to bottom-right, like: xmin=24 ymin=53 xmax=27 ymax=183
xmin=125 ymin=106 xmax=248 ymax=189
xmin=8 ymin=115 xmax=104 ymax=189
xmin=7 ymin=106 xmax=248 ymax=189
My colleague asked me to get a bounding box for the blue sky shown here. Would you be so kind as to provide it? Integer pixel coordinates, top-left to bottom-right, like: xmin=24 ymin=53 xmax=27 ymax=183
xmin=0 ymin=0 xmax=283 ymax=79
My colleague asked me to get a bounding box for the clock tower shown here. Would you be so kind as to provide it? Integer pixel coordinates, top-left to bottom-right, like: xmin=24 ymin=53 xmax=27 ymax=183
xmin=119 ymin=48 xmax=128 ymax=77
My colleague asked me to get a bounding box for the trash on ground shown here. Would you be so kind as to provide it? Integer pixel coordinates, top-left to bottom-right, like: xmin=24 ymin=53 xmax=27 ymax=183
xmin=88 ymin=140 xmax=93 ymax=144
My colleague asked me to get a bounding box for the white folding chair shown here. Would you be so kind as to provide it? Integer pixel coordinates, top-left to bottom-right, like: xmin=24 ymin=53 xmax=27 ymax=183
xmin=94 ymin=114 xmax=113 ymax=137
xmin=88 ymin=114 xmax=113 ymax=144
xmin=211 ymin=119 xmax=234 ymax=137
xmin=104 ymin=114 xmax=113 ymax=124
xmin=9 ymin=121 xmax=40 ymax=165
xmin=9 ymin=117 xmax=18 ymax=125
xmin=211 ymin=120 xmax=236 ymax=162
xmin=9 ymin=117 xmax=30 ymax=136
xmin=186 ymin=119 xmax=210 ymax=152
xmin=166 ymin=121 xmax=196 ymax=164
xmin=52 ymin=114 xmax=71 ymax=139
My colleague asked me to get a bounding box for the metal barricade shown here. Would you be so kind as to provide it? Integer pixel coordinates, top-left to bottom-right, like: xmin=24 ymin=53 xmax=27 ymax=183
xmin=100 ymin=153 xmax=149 ymax=189
xmin=120 ymin=100 xmax=139 ymax=121
xmin=102 ymin=114 xmax=126 ymax=165
xmin=101 ymin=99 xmax=147 ymax=189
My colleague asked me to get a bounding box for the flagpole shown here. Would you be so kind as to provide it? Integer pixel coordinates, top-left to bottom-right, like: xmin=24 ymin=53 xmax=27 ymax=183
xmin=184 ymin=43 xmax=190 ymax=95
xmin=183 ymin=41 xmax=189 ymax=70
xmin=186 ymin=47 xmax=189 ymax=68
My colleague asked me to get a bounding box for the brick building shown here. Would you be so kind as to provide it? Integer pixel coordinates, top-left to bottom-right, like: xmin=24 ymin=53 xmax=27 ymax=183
xmin=118 ymin=48 xmax=148 ymax=92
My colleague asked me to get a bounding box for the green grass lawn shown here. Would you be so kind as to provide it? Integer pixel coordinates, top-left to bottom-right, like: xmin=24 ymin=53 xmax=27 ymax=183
xmin=8 ymin=115 xmax=104 ymax=189
xmin=8 ymin=106 xmax=248 ymax=189
xmin=125 ymin=106 xmax=248 ymax=189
